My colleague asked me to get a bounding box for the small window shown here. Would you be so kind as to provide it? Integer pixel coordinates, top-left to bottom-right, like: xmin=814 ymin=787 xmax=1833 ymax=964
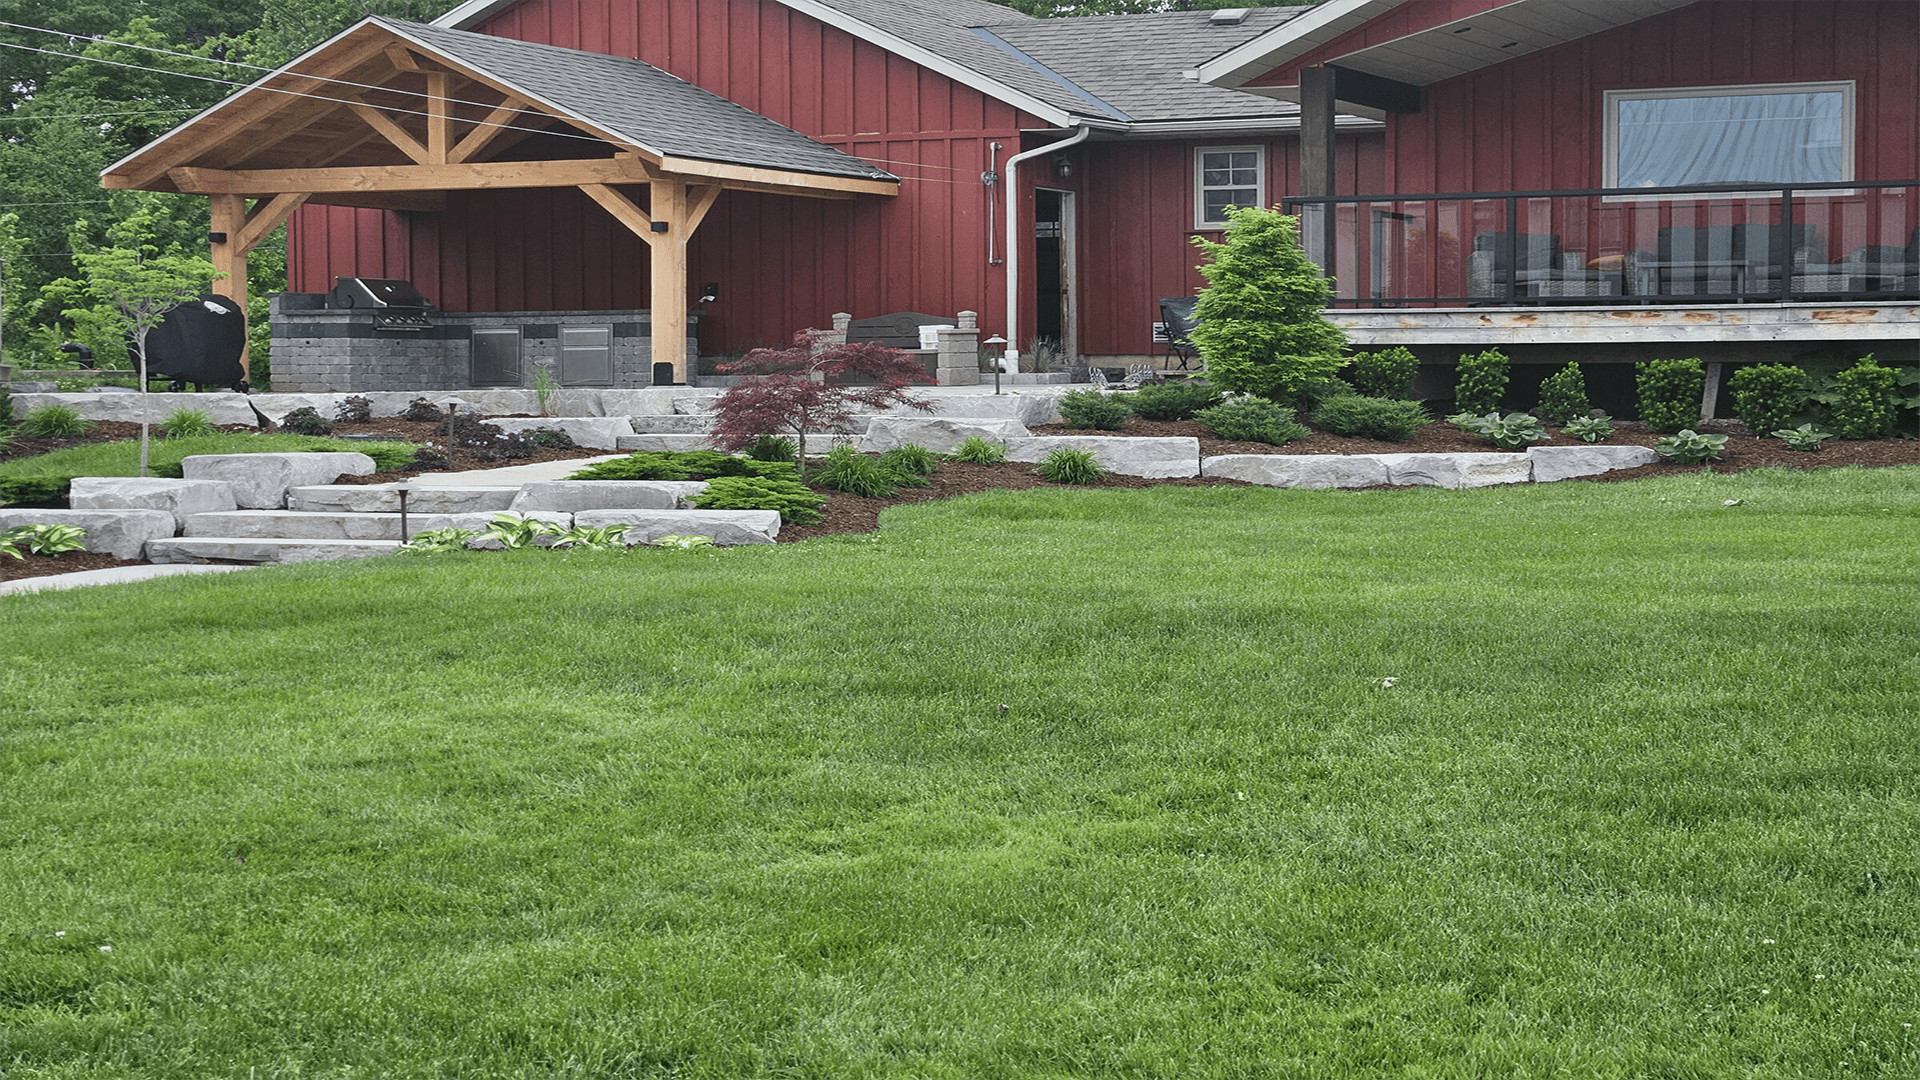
xmin=1196 ymin=146 xmax=1264 ymax=229
xmin=1604 ymin=81 xmax=1853 ymax=194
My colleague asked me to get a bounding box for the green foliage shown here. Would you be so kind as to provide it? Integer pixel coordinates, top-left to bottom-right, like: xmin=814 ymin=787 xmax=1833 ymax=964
xmin=3 ymin=521 xmax=88 ymax=556
xmin=1636 ymin=358 xmax=1707 ymax=433
xmin=17 ymin=404 xmax=93 ymax=439
xmin=0 ymin=434 xmax=415 ymax=505
xmin=810 ymin=444 xmax=901 ymax=498
xmin=0 ymin=533 xmax=18 ymax=560
xmin=399 ymin=527 xmax=479 ymax=554
xmin=479 ymin=513 xmax=563 ymax=550
xmin=402 ymin=397 xmax=446 ymax=423
xmin=1535 ymin=363 xmax=1591 ymax=425
xmin=158 ymin=409 xmax=215 ymax=439
xmin=1562 ymin=414 xmax=1615 ymax=444
xmin=1055 ymin=389 xmax=1131 ymax=430
xmin=1035 ymin=446 xmax=1104 ymax=485
xmin=1448 ymin=411 xmax=1550 ymax=450
xmin=550 ymin=524 xmax=631 ymax=551
xmin=532 ymin=362 xmax=558 ymax=417
xmin=1312 ymin=394 xmax=1429 ymax=442
xmin=878 ymin=444 xmax=940 ymax=477
xmin=567 ymin=451 xmax=795 ymax=483
xmin=1725 ymin=364 xmax=1808 ymax=436
xmin=335 ymin=395 xmax=373 ymax=424
xmin=1828 ymin=356 xmax=1898 ymax=439
xmin=1123 ymin=379 xmax=1223 ymax=420
xmin=1193 ymin=396 xmax=1308 ymax=445
xmin=1189 ymin=207 xmax=1348 ymax=405
xmin=1453 ymin=349 xmax=1510 ymax=415
xmin=948 ymin=436 xmax=1009 ymax=465
xmin=523 ymin=427 xmax=576 ymax=450
xmin=277 ymin=407 xmax=334 ymax=437
xmin=0 ymin=387 xmax=12 ymax=425
xmin=653 ymin=533 xmax=717 ymax=550
xmin=1347 ymin=347 xmax=1419 ymax=399
xmin=1770 ymin=423 xmax=1833 ymax=452
xmin=0 ymin=477 xmax=70 ymax=506
xmin=1652 ymin=429 xmax=1728 ymax=463
xmin=692 ymin=475 xmax=827 ymax=525
xmin=744 ymin=435 xmax=798 ymax=463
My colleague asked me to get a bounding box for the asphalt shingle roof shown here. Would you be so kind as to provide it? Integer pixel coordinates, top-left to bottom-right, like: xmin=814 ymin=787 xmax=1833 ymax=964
xmin=377 ymin=17 xmax=897 ymax=182
xmin=984 ymin=8 xmax=1309 ymax=122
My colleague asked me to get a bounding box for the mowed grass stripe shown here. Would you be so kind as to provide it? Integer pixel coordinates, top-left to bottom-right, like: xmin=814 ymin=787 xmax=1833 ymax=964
xmin=1 ymin=466 xmax=1915 ymax=1078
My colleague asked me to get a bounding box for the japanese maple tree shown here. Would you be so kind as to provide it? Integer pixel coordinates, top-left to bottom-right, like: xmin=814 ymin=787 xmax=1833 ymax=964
xmin=707 ymin=329 xmax=935 ymax=472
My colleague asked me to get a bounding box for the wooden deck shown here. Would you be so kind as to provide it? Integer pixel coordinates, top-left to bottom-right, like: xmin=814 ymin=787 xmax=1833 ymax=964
xmin=1331 ymin=301 xmax=1920 ymax=350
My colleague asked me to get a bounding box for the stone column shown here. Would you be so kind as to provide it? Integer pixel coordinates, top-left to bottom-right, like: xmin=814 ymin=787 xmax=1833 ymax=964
xmin=936 ymin=310 xmax=981 ymax=386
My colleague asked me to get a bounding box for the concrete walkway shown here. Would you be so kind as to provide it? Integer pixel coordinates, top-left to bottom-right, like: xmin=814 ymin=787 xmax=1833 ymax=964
xmin=0 ymin=562 xmax=252 ymax=595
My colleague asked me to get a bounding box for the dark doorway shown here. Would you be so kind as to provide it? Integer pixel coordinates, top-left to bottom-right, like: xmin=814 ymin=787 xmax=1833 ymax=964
xmin=1033 ymin=188 xmax=1075 ymax=361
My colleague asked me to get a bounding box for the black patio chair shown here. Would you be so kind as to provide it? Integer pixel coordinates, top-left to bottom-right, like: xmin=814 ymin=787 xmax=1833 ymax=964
xmin=1157 ymin=297 xmax=1199 ymax=370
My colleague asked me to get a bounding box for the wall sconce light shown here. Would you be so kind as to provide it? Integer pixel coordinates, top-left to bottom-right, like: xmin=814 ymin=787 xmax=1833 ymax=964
xmin=1051 ymin=153 xmax=1074 ymax=179
xmin=699 ymin=282 xmax=720 ymax=303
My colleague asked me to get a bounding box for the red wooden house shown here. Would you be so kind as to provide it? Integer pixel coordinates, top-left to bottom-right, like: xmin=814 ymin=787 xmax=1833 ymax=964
xmin=107 ymin=0 xmax=1914 ymax=393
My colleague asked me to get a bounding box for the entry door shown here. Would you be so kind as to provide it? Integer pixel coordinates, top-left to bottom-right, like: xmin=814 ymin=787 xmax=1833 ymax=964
xmin=1034 ymin=188 xmax=1077 ymax=364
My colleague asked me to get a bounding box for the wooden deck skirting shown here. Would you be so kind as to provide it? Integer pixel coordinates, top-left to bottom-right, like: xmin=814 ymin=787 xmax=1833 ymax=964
xmin=1331 ymin=302 xmax=1920 ymax=348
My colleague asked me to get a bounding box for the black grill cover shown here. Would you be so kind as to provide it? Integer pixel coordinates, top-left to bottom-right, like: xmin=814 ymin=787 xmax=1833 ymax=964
xmin=142 ymin=295 xmax=247 ymax=386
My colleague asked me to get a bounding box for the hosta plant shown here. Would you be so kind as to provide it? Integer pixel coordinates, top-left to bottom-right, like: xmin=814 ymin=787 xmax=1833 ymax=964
xmin=654 ymin=534 xmax=716 ymax=550
xmin=3 ymin=522 xmax=88 ymax=555
xmin=1771 ymin=423 xmax=1834 ymax=452
xmin=400 ymin=527 xmax=480 ymax=553
xmin=1653 ymin=429 xmax=1728 ymax=464
xmin=947 ymin=436 xmax=1007 ymax=464
xmin=0 ymin=534 xmax=20 ymax=560
xmin=550 ymin=524 xmax=631 ymax=551
xmin=1035 ymin=446 xmax=1104 ymax=485
xmin=479 ymin=513 xmax=563 ymax=550
xmin=1562 ymin=414 xmax=1615 ymax=444
xmin=1449 ymin=411 xmax=1549 ymax=450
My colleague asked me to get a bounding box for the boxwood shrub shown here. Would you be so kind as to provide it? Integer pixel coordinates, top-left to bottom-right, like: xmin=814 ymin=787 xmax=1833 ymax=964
xmin=1312 ymin=394 xmax=1428 ymax=442
xmin=1636 ymin=358 xmax=1706 ymax=433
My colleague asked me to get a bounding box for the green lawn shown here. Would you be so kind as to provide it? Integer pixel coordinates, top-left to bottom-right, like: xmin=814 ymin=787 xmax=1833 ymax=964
xmin=3 ymin=467 xmax=1916 ymax=1078
xmin=0 ymin=433 xmax=417 ymax=503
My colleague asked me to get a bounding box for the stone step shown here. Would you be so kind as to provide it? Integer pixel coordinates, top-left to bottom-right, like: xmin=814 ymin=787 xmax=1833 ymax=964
xmin=147 ymin=537 xmax=404 ymax=564
xmin=288 ymin=484 xmax=520 ymax=514
xmin=184 ymin=510 xmax=568 ymax=541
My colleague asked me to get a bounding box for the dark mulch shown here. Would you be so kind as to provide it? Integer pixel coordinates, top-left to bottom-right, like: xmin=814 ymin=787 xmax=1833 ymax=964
xmin=2 ymin=550 xmax=146 ymax=581
xmin=326 ymin=419 xmax=612 ymax=484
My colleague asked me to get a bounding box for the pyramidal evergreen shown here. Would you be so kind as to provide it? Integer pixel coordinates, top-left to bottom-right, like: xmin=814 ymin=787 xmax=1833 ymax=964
xmin=1189 ymin=207 xmax=1348 ymax=406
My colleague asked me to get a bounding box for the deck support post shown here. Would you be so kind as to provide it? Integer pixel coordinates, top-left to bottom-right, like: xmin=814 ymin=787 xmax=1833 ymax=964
xmin=208 ymin=193 xmax=311 ymax=385
xmin=1299 ymin=66 xmax=1338 ymax=269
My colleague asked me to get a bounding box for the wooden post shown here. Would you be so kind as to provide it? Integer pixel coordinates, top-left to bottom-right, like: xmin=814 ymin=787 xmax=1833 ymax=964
xmin=650 ymin=177 xmax=689 ymax=384
xmin=1298 ymin=66 xmax=1338 ymax=270
xmin=1701 ymin=361 xmax=1723 ymax=423
xmin=209 ymin=193 xmax=250 ymax=382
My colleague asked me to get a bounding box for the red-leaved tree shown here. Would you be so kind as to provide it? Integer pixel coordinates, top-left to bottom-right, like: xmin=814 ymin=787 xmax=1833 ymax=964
xmin=707 ymin=329 xmax=936 ymax=472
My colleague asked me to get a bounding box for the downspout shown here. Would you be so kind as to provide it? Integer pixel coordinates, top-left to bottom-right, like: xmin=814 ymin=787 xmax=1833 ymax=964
xmin=1002 ymin=124 xmax=1091 ymax=367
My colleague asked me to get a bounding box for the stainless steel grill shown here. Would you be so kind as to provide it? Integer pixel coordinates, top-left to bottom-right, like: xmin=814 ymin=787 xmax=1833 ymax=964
xmin=329 ymin=276 xmax=434 ymax=331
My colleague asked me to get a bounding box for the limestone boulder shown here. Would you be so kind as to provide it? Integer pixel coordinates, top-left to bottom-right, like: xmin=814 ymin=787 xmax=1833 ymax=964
xmin=180 ymin=452 xmax=376 ymax=508
xmin=288 ymin=485 xmax=520 ymax=514
xmin=862 ymin=416 xmax=1030 ymax=454
xmin=485 ymin=417 xmax=636 ymax=450
xmin=1005 ymin=436 xmax=1200 ymax=478
xmin=0 ymin=508 xmax=176 ymax=560
xmin=510 ymin=480 xmax=707 ymax=512
xmin=1378 ymin=452 xmax=1533 ymax=489
xmin=9 ymin=392 xmax=258 ymax=426
xmin=626 ymin=414 xmax=714 ymax=434
xmin=573 ymin=509 xmax=780 ymax=546
xmin=1202 ymin=454 xmax=1393 ymax=489
xmin=1527 ymin=444 xmax=1661 ymax=483
xmin=67 ymin=477 xmax=237 ymax=531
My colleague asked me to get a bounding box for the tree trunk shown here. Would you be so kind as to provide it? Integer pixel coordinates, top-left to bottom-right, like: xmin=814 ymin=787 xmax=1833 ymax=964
xmin=136 ymin=330 xmax=150 ymax=478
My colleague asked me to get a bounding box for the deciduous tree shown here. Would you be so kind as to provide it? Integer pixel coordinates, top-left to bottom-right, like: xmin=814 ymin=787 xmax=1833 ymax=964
xmin=708 ymin=330 xmax=934 ymax=473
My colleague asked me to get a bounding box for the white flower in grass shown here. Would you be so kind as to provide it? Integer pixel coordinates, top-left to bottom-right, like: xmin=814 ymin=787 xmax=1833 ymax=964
xmin=98 ymin=945 xmax=111 ymax=952
xmin=54 ymin=931 xmax=65 ymax=938
xmin=1762 ymin=938 xmax=1776 ymax=944
xmin=1380 ymin=677 xmax=1399 ymax=689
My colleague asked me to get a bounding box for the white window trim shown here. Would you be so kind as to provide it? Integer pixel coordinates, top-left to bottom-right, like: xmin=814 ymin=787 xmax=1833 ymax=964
xmin=1601 ymin=80 xmax=1855 ymax=201
xmin=1194 ymin=145 xmax=1266 ymax=230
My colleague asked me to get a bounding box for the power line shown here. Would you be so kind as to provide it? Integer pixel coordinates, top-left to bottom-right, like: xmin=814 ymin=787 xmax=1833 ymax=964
xmin=0 ymin=107 xmax=201 ymax=121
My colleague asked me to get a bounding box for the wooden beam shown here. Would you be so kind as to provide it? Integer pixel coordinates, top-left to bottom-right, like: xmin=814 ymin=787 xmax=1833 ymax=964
xmin=306 ymin=191 xmax=447 ymax=212
xmin=650 ymin=177 xmax=690 ymax=384
xmin=383 ymin=43 xmax=421 ymax=72
xmin=169 ymin=157 xmax=661 ymax=195
xmin=235 ymin=193 xmax=311 ymax=253
xmin=657 ymin=154 xmax=898 ymax=198
xmin=684 ymin=184 xmax=721 ymax=236
xmin=425 ymin=72 xmax=451 ymax=165
xmin=209 ymin=194 xmax=251 ymax=383
xmin=348 ymin=102 xmax=431 ymax=165
xmin=447 ymin=97 xmax=531 ymax=164
xmin=578 ymin=184 xmax=657 ymax=248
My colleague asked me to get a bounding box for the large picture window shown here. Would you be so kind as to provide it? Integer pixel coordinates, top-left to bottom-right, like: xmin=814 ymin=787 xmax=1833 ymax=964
xmin=1195 ymin=146 xmax=1263 ymax=228
xmin=1604 ymin=81 xmax=1853 ymax=192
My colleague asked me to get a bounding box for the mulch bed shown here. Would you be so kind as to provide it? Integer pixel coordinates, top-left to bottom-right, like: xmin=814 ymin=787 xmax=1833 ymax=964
xmin=5 ymin=411 xmax=1916 ymax=577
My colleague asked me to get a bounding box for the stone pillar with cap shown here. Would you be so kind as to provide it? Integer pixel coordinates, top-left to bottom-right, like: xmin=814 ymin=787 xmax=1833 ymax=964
xmin=935 ymin=311 xmax=981 ymax=386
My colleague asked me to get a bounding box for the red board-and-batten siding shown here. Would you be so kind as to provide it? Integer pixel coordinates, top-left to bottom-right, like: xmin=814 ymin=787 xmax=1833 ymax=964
xmin=287 ymin=0 xmax=1378 ymax=356
xmin=1249 ymin=1 xmax=1919 ymax=195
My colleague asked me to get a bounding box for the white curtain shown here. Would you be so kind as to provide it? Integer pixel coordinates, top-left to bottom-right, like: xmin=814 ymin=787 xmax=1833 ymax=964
xmin=1616 ymin=90 xmax=1844 ymax=188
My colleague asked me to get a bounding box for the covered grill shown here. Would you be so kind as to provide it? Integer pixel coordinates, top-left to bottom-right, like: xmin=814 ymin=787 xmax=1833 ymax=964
xmin=328 ymin=276 xmax=434 ymax=331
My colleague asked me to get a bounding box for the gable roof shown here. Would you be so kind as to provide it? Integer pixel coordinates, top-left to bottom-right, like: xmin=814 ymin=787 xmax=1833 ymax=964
xmin=435 ymin=0 xmax=1327 ymax=132
xmin=376 ymin=19 xmax=893 ymax=181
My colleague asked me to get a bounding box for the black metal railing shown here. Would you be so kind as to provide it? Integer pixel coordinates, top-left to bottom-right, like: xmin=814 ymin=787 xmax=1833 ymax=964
xmin=1281 ymin=179 xmax=1920 ymax=308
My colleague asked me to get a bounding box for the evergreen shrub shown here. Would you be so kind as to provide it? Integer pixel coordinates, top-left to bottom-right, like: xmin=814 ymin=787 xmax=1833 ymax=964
xmin=692 ymin=475 xmax=826 ymax=524
xmin=1829 ymin=356 xmax=1898 ymax=439
xmin=1535 ymin=362 xmax=1591 ymax=425
xmin=1453 ymin=349 xmax=1509 ymax=415
xmin=1194 ymin=397 xmax=1309 ymax=445
xmin=1726 ymin=364 xmax=1808 ymax=435
xmin=1347 ymin=347 xmax=1419 ymax=398
xmin=1188 ymin=207 xmax=1348 ymax=405
xmin=1123 ymin=380 xmax=1222 ymax=420
xmin=1312 ymin=394 xmax=1428 ymax=442
xmin=1056 ymin=389 xmax=1131 ymax=430
xmin=1636 ymin=359 xmax=1706 ymax=433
